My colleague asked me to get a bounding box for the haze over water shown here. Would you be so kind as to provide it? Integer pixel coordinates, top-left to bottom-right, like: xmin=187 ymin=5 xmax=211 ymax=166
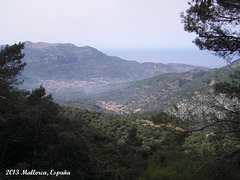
xmin=103 ymin=48 xmax=227 ymax=68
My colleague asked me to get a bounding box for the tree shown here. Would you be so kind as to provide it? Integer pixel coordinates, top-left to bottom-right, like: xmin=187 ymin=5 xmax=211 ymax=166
xmin=181 ymin=0 xmax=240 ymax=61
xmin=0 ymin=42 xmax=26 ymax=98
xmin=0 ymin=43 xmax=130 ymax=179
xmin=181 ymin=0 xmax=240 ymax=142
xmin=181 ymin=1 xmax=240 ymax=177
xmin=0 ymin=42 xmax=26 ymax=115
xmin=0 ymin=43 xmax=26 ymax=86
xmin=213 ymin=70 xmax=240 ymax=140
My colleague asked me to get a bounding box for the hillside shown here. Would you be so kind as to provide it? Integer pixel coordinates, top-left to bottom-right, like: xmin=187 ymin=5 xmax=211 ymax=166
xmin=88 ymin=59 xmax=240 ymax=114
xmin=166 ymin=60 xmax=240 ymax=122
xmin=2 ymin=41 xmax=239 ymax=180
xmin=19 ymin=41 xmax=208 ymax=101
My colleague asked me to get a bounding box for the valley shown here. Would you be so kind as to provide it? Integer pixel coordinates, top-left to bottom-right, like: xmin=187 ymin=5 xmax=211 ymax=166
xmin=1 ymin=41 xmax=240 ymax=179
xmin=2 ymin=0 xmax=240 ymax=178
xmin=20 ymin=41 xmax=208 ymax=102
xmin=17 ymin=42 xmax=240 ymax=116
xmin=87 ymin=63 xmax=240 ymax=114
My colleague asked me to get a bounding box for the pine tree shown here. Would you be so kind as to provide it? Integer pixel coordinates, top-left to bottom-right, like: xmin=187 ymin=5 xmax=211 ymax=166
xmin=181 ymin=0 xmax=240 ymax=61
xmin=0 ymin=42 xmax=26 ymax=97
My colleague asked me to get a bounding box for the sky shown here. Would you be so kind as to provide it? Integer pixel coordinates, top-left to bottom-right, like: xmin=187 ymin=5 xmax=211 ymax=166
xmin=0 ymin=0 xmax=227 ymax=68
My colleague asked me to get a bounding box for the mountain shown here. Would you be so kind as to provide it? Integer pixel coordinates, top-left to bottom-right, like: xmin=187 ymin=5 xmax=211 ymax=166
xmin=166 ymin=60 xmax=240 ymax=122
xmin=19 ymin=41 xmax=208 ymax=101
xmin=87 ymin=59 xmax=240 ymax=114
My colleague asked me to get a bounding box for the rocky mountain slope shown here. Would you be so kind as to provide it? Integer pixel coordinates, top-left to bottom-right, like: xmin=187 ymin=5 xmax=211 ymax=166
xmin=88 ymin=60 xmax=240 ymax=114
xmin=166 ymin=60 xmax=240 ymax=122
xmin=18 ymin=41 xmax=208 ymax=100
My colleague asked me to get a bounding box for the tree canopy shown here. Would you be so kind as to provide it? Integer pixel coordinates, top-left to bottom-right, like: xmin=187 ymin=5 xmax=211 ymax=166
xmin=0 ymin=42 xmax=26 ymax=87
xmin=0 ymin=42 xmax=26 ymax=100
xmin=181 ymin=0 xmax=240 ymax=61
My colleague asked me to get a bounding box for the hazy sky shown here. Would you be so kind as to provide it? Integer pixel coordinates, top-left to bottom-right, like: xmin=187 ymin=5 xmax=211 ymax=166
xmin=1 ymin=0 xmax=226 ymax=67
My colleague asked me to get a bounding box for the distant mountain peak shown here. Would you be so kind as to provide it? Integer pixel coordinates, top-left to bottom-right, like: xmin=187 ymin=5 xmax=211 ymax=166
xmin=24 ymin=41 xmax=60 ymax=49
xmin=24 ymin=41 xmax=105 ymax=56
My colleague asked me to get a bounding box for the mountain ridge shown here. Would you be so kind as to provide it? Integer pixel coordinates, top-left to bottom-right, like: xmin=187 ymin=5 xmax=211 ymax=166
xmin=17 ymin=41 xmax=209 ymax=101
xmin=87 ymin=59 xmax=240 ymax=113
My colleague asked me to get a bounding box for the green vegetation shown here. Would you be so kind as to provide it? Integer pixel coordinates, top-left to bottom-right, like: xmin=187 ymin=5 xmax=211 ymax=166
xmin=1 ymin=42 xmax=240 ymax=179
xmin=90 ymin=64 xmax=240 ymax=113
xmin=1 ymin=8 xmax=240 ymax=177
xmin=181 ymin=0 xmax=240 ymax=61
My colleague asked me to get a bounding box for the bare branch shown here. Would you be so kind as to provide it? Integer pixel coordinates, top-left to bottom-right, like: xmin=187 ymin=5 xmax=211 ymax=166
xmin=216 ymin=148 xmax=240 ymax=162
xmin=195 ymin=148 xmax=240 ymax=174
xmin=188 ymin=121 xmax=219 ymax=133
xmin=187 ymin=118 xmax=240 ymax=133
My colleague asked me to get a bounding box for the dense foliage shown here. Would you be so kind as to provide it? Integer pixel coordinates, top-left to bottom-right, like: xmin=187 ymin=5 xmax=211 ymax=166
xmin=1 ymin=43 xmax=240 ymax=179
xmin=181 ymin=0 xmax=240 ymax=178
xmin=0 ymin=43 xmax=166 ymax=179
xmin=181 ymin=0 xmax=240 ymax=61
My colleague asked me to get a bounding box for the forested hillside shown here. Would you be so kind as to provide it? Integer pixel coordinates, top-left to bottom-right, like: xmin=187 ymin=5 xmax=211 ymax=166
xmin=88 ymin=60 xmax=240 ymax=114
xmin=1 ymin=0 xmax=240 ymax=179
xmin=1 ymin=42 xmax=240 ymax=179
